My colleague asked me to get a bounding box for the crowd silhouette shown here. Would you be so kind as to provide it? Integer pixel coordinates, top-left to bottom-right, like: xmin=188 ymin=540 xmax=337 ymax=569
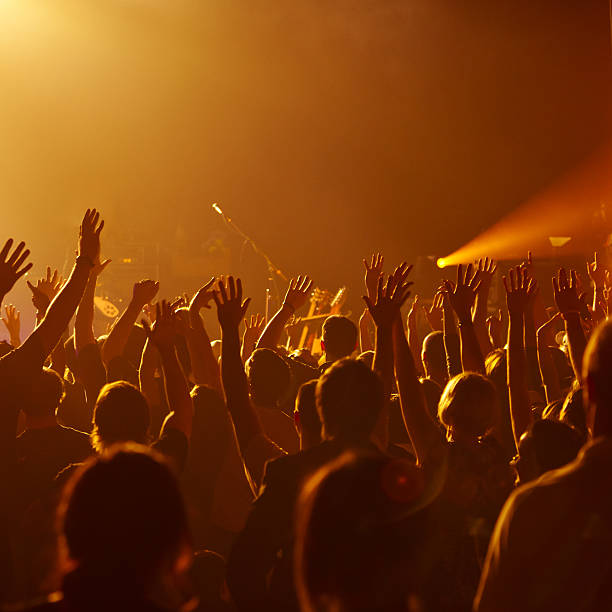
xmin=0 ymin=210 xmax=610 ymax=611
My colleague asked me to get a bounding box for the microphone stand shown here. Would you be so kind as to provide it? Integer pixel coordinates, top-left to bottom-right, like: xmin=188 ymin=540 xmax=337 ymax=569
xmin=213 ymin=204 xmax=288 ymax=319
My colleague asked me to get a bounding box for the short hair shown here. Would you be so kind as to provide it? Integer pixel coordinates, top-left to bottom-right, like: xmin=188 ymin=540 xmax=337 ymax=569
xmin=583 ymin=320 xmax=612 ymax=436
xmin=91 ymin=382 xmax=150 ymax=452
xmin=295 ymin=380 xmax=322 ymax=444
xmin=316 ymin=358 xmax=383 ymax=441
xmin=422 ymin=332 xmax=446 ymax=375
xmin=22 ymin=368 xmax=65 ymax=418
xmin=438 ymin=372 xmax=498 ymax=441
xmin=295 ymin=452 xmax=428 ymax=612
xmin=59 ymin=445 xmax=190 ymax=592
xmin=560 ymin=381 xmax=587 ymax=439
xmin=246 ymin=349 xmax=291 ymax=408
xmin=321 ymin=316 xmax=358 ymax=360
xmin=522 ymin=419 xmax=582 ymax=474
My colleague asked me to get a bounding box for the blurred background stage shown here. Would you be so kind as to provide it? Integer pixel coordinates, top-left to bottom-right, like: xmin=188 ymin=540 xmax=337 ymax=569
xmin=1 ymin=0 xmax=611 ymax=331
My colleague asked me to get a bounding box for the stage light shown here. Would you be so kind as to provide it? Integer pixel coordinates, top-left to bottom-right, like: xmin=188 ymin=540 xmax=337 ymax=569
xmin=437 ymin=258 xmax=447 ymax=269
xmin=548 ymin=236 xmax=572 ymax=248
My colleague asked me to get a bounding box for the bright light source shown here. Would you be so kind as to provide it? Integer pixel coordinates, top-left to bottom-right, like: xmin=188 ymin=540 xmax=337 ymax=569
xmin=437 ymin=258 xmax=447 ymax=269
xmin=548 ymin=236 xmax=572 ymax=248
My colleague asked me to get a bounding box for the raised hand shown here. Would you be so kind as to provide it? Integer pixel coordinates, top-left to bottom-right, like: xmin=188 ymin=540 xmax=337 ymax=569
xmin=132 ymin=279 xmax=160 ymax=307
xmin=190 ymin=277 xmax=217 ymax=313
xmin=0 ymin=239 xmax=32 ymax=299
xmin=476 ymin=257 xmax=497 ymax=287
xmin=214 ymin=276 xmax=251 ymax=330
xmin=552 ymin=268 xmax=582 ymax=316
xmin=283 ymin=275 xmax=313 ymax=312
xmin=141 ymin=300 xmax=177 ymax=351
xmin=423 ymin=291 xmax=444 ymax=331
xmin=244 ymin=313 xmax=265 ymax=339
xmin=442 ymin=264 xmax=481 ymax=324
xmin=1 ymin=304 xmax=20 ymax=347
xmin=587 ymin=252 xmax=607 ymax=288
xmin=26 ymin=266 xmax=64 ymax=312
xmin=78 ymin=209 xmax=104 ymax=263
xmin=363 ymin=252 xmax=384 ymax=299
xmin=503 ymin=266 xmax=538 ymax=317
xmin=363 ymin=263 xmax=413 ymax=329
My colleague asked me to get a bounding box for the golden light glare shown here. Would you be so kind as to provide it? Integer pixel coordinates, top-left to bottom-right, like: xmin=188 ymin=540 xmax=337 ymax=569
xmin=438 ymin=145 xmax=612 ymax=265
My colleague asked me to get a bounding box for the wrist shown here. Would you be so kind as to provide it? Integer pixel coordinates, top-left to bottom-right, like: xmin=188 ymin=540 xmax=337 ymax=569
xmin=76 ymin=255 xmax=95 ymax=268
xmin=282 ymin=302 xmax=295 ymax=315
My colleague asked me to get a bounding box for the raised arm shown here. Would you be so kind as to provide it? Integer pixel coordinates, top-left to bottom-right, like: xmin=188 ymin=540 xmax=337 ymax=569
xmin=256 ymin=276 xmax=312 ymax=350
xmin=215 ymin=277 xmax=282 ymax=490
xmin=23 ymin=210 xmax=103 ymax=358
xmin=102 ymin=279 xmax=159 ymax=366
xmin=364 ymin=265 xmax=443 ymax=466
xmin=473 ymin=257 xmax=497 ymax=356
xmin=504 ymin=266 xmax=538 ymax=447
xmin=0 ymin=239 xmax=33 ymax=309
xmin=74 ymin=258 xmax=110 ymax=352
xmin=443 ymin=264 xmax=485 ymax=374
xmin=553 ymin=268 xmax=587 ymax=383
xmin=406 ymin=295 xmax=423 ymax=375
xmin=358 ymin=307 xmax=374 ymax=353
xmin=441 ymin=286 xmax=462 ymax=378
xmin=587 ymin=252 xmax=607 ymax=315
xmin=536 ymin=313 xmax=563 ymax=404
xmin=187 ymin=278 xmax=222 ymax=392
xmin=142 ymin=300 xmax=192 ymax=440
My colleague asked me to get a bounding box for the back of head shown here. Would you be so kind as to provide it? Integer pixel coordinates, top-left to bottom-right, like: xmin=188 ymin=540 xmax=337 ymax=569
xmin=295 ymin=380 xmax=322 ymax=445
xmin=92 ymin=381 xmax=150 ymax=452
xmin=60 ymin=445 xmax=189 ymax=597
xmin=583 ymin=320 xmax=612 ymax=437
xmin=322 ymin=316 xmax=358 ymax=361
xmin=246 ymin=348 xmax=291 ymax=408
xmin=316 ymin=358 xmax=383 ymax=442
xmin=22 ymin=368 xmax=64 ymax=418
xmin=517 ymin=419 xmax=582 ymax=484
xmin=295 ymin=452 xmax=427 ymax=612
xmin=422 ymin=331 xmax=445 ymax=377
xmin=438 ymin=372 xmax=498 ymax=443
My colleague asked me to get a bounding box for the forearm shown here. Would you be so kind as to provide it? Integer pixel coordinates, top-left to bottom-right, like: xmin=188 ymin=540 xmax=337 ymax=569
xmin=564 ymin=313 xmax=587 ymax=383
xmin=524 ymin=313 xmax=542 ymax=391
xmin=458 ymin=320 xmax=485 ymax=374
xmin=139 ymin=339 xmax=162 ymax=410
xmin=407 ymin=321 xmax=423 ymax=376
xmin=393 ymin=320 xmax=442 ymax=466
xmin=75 ymin=277 xmax=97 ymax=352
xmin=256 ymin=305 xmax=292 ymax=350
xmin=508 ymin=314 xmax=531 ymax=445
xmin=158 ymin=344 xmax=192 ymax=439
xmin=374 ymin=324 xmax=394 ymax=401
xmin=474 ymin=286 xmax=494 ymax=357
xmin=537 ymin=334 xmax=562 ymax=404
xmin=359 ymin=311 xmax=374 ymax=353
xmin=443 ymin=304 xmax=462 ymax=378
xmin=101 ymin=299 xmax=143 ymax=365
xmin=188 ymin=309 xmax=221 ymax=392
xmin=241 ymin=331 xmax=258 ymax=363
xmin=221 ymin=326 xmax=263 ymax=451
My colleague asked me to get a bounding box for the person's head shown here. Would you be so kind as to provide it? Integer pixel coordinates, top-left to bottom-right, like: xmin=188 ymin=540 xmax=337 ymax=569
xmin=246 ymin=348 xmax=291 ymax=408
xmin=321 ymin=316 xmax=358 ymax=362
xmin=22 ymin=368 xmax=64 ymax=420
xmin=316 ymin=358 xmax=383 ymax=443
xmin=294 ymin=380 xmax=322 ymax=448
xmin=512 ymin=419 xmax=582 ymax=485
xmin=421 ymin=332 xmax=446 ymax=382
xmin=419 ymin=377 xmax=443 ymax=424
xmin=91 ymin=382 xmax=150 ymax=452
xmin=583 ymin=320 xmax=612 ymax=437
xmin=438 ymin=372 xmax=498 ymax=443
xmin=59 ymin=445 xmax=191 ymax=599
xmin=295 ymin=452 xmax=428 ymax=612
xmin=357 ymin=350 xmax=375 ymax=370
xmin=190 ymin=549 xmax=231 ymax=612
